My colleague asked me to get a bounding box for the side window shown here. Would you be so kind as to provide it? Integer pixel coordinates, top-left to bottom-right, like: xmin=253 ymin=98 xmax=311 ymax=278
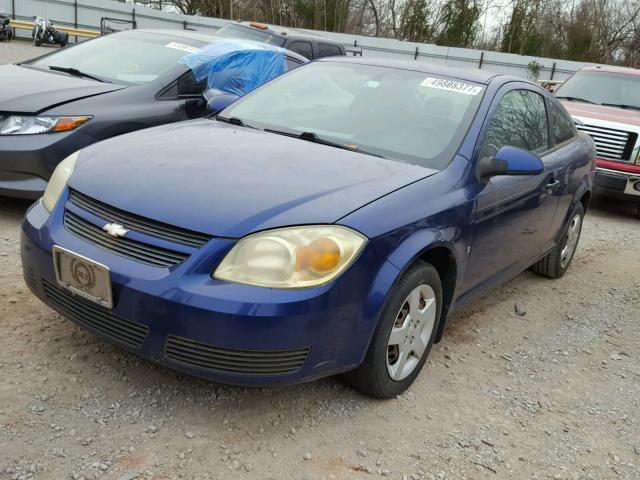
xmin=285 ymin=57 xmax=303 ymax=71
xmin=550 ymin=101 xmax=576 ymax=144
xmin=177 ymin=70 xmax=207 ymax=96
xmin=480 ymin=89 xmax=549 ymax=159
xmin=317 ymin=43 xmax=343 ymax=58
xmin=287 ymin=41 xmax=313 ymax=59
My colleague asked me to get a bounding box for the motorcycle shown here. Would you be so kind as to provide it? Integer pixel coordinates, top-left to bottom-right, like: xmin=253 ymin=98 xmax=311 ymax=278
xmin=32 ymin=16 xmax=68 ymax=47
xmin=0 ymin=14 xmax=14 ymax=42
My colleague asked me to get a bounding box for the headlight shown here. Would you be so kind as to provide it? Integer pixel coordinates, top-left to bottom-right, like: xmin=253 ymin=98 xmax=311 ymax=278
xmin=214 ymin=225 xmax=367 ymax=288
xmin=43 ymin=151 xmax=79 ymax=212
xmin=0 ymin=115 xmax=91 ymax=135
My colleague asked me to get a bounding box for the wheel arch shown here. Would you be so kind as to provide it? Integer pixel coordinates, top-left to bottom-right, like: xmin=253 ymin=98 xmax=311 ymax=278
xmin=384 ymin=237 xmax=461 ymax=344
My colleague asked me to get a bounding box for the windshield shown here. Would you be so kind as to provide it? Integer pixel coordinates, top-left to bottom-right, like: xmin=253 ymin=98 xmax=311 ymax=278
xmin=556 ymin=71 xmax=640 ymax=109
xmin=215 ymin=24 xmax=286 ymax=47
xmin=223 ymin=62 xmax=484 ymax=169
xmin=28 ymin=32 xmax=204 ymax=84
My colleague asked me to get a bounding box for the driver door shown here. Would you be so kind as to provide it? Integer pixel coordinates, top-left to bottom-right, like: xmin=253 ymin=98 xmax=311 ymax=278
xmin=462 ymin=86 xmax=561 ymax=294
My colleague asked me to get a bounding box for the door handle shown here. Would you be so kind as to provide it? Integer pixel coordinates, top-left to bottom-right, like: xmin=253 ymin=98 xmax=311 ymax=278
xmin=546 ymin=179 xmax=560 ymax=190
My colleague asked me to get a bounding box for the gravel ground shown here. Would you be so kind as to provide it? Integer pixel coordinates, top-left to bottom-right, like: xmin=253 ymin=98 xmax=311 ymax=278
xmin=1 ymin=41 xmax=640 ymax=480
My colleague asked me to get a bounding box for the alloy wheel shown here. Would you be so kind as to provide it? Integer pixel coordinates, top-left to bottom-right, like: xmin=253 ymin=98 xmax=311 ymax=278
xmin=560 ymin=213 xmax=582 ymax=269
xmin=386 ymin=284 xmax=437 ymax=381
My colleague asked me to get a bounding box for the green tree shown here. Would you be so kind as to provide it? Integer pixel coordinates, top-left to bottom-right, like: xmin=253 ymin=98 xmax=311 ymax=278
xmin=435 ymin=0 xmax=482 ymax=47
xmin=398 ymin=0 xmax=433 ymax=42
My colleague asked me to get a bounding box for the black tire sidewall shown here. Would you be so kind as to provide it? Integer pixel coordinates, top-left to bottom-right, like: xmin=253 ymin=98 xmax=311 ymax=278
xmin=555 ymin=202 xmax=585 ymax=277
xmin=357 ymin=262 xmax=443 ymax=398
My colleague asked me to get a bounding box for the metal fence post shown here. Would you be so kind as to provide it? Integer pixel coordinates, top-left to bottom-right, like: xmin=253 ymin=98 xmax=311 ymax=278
xmin=550 ymin=62 xmax=556 ymax=80
xmin=74 ymin=0 xmax=78 ymax=43
xmin=183 ymin=20 xmax=187 ymax=30
xmin=132 ymin=8 xmax=136 ymax=29
xmin=414 ymin=46 xmax=419 ymax=60
xmin=478 ymin=51 xmax=484 ymax=69
xmin=11 ymin=0 xmax=15 ymax=19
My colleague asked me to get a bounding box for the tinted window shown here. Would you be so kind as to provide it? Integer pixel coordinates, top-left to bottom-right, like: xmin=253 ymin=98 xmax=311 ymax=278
xmin=224 ymin=62 xmax=485 ymax=170
xmin=288 ymin=41 xmax=313 ymax=59
xmin=29 ymin=32 xmax=204 ymax=85
xmin=481 ymin=90 xmax=549 ymax=159
xmin=550 ymin=101 xmax=576 ymax=144
xmin=317 ymin=43 xmax=343 ymax=58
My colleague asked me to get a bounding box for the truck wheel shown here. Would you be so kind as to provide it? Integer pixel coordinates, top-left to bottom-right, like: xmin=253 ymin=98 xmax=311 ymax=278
xmin=342 ymin=261 xmax=442 ymax=398
xmin=532 ymin=202 xmax=584 ymax=279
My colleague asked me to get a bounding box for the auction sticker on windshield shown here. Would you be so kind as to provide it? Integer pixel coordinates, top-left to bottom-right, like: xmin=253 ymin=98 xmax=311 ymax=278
xmin=165 ymin=42 xmax=198 ymax=53
xmin=420 ymin=77 xmax=483 ymax=95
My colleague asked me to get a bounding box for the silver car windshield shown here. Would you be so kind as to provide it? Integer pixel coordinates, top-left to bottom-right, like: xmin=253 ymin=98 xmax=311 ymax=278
xmin=29 ymin=32 xmax=204 ymax=85
xmin=223 ymin=62 xmax=484 ymax=169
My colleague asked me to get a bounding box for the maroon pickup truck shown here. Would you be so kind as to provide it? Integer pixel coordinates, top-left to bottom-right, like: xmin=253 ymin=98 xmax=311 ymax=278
xmin=554 ymin=66 xmax=640 ymax=206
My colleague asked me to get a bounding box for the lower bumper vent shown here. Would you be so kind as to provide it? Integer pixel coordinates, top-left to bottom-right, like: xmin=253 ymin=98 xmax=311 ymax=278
xmin=43 ymin=280 xmax=148 ymax=348
xmin=165 ymin=335 xmax=310 ymax=376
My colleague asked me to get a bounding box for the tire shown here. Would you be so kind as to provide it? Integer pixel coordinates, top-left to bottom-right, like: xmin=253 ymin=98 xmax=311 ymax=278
xmin=35 ymin=38 xmax=42 ymax=47
xmin=532 ymin=202 xmax=584 ymax=279
xmin=342 ymin=261 xmax=442 ymax=398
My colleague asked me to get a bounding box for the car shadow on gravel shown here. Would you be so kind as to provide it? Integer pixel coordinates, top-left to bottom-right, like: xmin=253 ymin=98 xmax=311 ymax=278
xmin=589 ymin=194 xmax=639 ymax=220
xmin=0 ymin=196 xmax=34 ymax=221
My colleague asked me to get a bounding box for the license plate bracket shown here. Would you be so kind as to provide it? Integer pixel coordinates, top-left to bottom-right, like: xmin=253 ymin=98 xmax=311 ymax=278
xmin=53 ymin=246 xmax=113 ymax=309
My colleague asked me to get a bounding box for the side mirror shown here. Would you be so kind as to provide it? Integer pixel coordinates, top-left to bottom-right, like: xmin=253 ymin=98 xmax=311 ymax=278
xmin=478 ymin=146 xmax=543 ymax=180
xmin=205 ymin=89 xmax=240 ymax=113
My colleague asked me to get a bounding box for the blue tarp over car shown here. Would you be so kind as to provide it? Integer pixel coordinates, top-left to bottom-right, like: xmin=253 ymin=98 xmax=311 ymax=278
xmin=179 ymin=39 xmax=288 ymax=96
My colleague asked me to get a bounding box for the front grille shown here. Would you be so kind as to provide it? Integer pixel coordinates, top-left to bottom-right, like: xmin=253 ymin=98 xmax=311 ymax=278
xmin=68 ymin=190 xmax=212 ymax=248
xmin=43 ymin=280 xmax=148 ymax=348
xmin=165 ymin=336 xmax=310 ymax=376
xmin=64 ymin=210 xmax=189 ymax=268
xmin=576 ymin=123 xmax=637 ymax=161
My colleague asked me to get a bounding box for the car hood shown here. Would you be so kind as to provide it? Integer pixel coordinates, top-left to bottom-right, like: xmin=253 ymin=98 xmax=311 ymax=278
xmin=0 ymin=64 xmax=126 ymax=113
xmin=561 ymin=101 xmax=640 ymax=127
xmin=69 ymin=120 xmax=436 ymax=238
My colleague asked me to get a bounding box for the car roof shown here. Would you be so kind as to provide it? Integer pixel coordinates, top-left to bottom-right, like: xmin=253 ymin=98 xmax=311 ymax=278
xmin=230 ymin=22 xmax=343 ymax=45
xmin=116 ymin=29 xmax=308 ymax=63
xmin=317 ymin=57 xmax=512 ymax=85
xmin=580 ymin=65 xmax=640 ymax=76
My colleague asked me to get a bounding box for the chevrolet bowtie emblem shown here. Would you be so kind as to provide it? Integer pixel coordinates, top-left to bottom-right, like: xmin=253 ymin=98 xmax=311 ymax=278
xmin=103 ymin=223 xmax=129 ymax=238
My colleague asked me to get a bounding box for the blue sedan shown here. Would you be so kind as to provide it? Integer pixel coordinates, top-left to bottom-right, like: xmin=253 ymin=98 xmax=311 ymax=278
xmin=21 ymin=58 xmax=596 ymax=398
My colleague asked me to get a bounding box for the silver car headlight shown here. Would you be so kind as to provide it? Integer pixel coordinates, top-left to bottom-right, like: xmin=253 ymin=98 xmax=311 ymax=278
xmin=0 ymin=115 xmax=91 ymax=135
xmin=42 ymin=151 xmax=79 ymax=212
xmin=214 ymin=225 xmax=367 ymax=289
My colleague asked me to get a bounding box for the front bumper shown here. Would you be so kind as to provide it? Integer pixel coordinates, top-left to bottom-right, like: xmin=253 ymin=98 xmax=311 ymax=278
xmin=594 ymin=166 xmax=640 ymax=203
xmin=21 ymin=199 xmax=398 ymax=386
xmin=0 ymin=129 xmax=95 ymax=199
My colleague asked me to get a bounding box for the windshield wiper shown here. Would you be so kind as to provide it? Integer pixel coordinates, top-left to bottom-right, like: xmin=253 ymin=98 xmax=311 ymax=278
xmin=48 ymin=66 xmax=108 ymax=83
xmin=264 ymin=128 xmax=385 ymax=158
xmin=600 ymin=102 xmax=640 ymax=111
xmin=214 ymin=115 xmax=259 ymax=129
xmin=555 ymin=96 xmax=596 ymax=104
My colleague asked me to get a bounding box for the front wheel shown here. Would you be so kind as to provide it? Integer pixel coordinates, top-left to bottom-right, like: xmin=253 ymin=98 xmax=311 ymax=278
xmin=532 ymin=202 xmax=584 ymax=278
xmin=342 ymin=261 xmax=442 ymax=398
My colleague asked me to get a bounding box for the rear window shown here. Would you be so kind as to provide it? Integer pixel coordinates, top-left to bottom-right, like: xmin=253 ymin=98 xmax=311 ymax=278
xmin=287 ymin=41 xmax=313 ymax=59
xmin=550 ymin=101 xmax=576 ymax=144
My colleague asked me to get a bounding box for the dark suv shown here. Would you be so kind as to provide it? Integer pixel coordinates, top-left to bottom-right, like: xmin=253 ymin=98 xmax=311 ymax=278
xmin=215 ymin=21 xmax=346 ymax=60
